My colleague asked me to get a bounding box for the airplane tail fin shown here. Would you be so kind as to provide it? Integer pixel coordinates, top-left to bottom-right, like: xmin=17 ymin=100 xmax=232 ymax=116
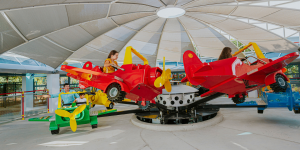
xmin=182 ymin=50 xmax=203 ymax=85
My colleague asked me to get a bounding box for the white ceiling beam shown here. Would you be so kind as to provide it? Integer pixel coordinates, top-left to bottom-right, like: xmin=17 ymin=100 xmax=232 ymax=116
xmin=155 ymin=18 xmax=168 ymax=63
xmin=158 ymin=0 xmax=167 ymax=6
xmin=1 ymin=12 xmax=28 ymax=42
xmin=106 ymin=0 xmax=119 ymax=18
xmin=43 ymin=37 xmax=74 ymax=53
xmin=117 ymin=18 xmax=160 ymax=65
xmin=0 ymin=1 xmax=158 ymax=12
xmin=67 ymin=15 xmax=159 ymax=60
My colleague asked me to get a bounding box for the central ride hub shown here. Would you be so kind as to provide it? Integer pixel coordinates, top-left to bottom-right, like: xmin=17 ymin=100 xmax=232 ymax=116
xmin=133 ymin=85 xmax=220 ymax=125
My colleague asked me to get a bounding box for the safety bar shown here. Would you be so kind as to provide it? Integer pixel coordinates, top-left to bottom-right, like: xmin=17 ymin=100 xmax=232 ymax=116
xmin=0 ymin=90 xmax=46 ymax=96
xmin=232 ymin=42 xmax=265 ymax=59
xmin=246 ymin=56 xmax=267 ymax=64
xmin=111 ymin=64 xmax=125 ymax=71
xmin=123 ymin=46 xmax=149 ymax=65
xmin=57 ymin=91 xmax=89 ymax=109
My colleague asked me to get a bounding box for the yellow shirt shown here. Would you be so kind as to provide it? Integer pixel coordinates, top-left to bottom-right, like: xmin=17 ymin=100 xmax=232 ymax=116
xmin=103 ymin=58 xmax=118 ymax=73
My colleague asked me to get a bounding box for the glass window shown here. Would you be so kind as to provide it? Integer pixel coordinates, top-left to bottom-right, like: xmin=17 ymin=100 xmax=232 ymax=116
xmin=279 ymin=53 xmax=288 ymax=57
xmin=16 ymin=57 xmax=38 ymax=66
xmin=35 ymin=61 xmax=46 ymax=67
xmin=0 ymin=56 xmax=20 ymax=65
xmin=159 ymin=62 xmax=178 ymax=66
xmin=285 ymin=65 xmax=299 ymax=74
xmin=265 ymin=53 xmax=280 ymax=58
xmin=60 ymin=76 xmax=68 ymax=87
xmin=68 ymin=63 xmax=82 ymax=68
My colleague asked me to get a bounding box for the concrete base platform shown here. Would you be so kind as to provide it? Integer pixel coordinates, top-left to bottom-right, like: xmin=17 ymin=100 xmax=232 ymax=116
xmin=1 ymin=98 xmax=300 ymax=150
xmin=131 ymin=113 xmax=223 ymax=131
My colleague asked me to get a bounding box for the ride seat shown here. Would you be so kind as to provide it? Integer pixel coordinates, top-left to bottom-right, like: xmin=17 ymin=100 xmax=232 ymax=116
xmin=132 ymin=64 xmax=137 ymax=70
xmin=137 ymin=64 xmax=144 ymax=69
xmin=92 ymin=66 xmax=103 ymax=72
xmin=99 ymin=66 xmax=104 ymax=72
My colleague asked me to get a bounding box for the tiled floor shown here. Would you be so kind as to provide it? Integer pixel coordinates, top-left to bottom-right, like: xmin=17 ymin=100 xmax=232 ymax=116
xmin=1 ymin=98 xmax=300 ymax=150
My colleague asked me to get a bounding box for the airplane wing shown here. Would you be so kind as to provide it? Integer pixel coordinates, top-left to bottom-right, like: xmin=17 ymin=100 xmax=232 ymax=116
xmin=61 ymin=65 xmax=102 ymax=76
xmin=241 ymin=52 xmax=299 ymax=82
xmin=181 ymin=77 xmax=188 ymax=82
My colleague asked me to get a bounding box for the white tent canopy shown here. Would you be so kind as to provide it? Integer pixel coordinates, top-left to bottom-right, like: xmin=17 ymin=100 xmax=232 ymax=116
xmin=0 ymin=0 xmax=299 ymax=68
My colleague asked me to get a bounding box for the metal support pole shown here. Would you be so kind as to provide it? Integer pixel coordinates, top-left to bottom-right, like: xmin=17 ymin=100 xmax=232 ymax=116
xmin=176 ymin=106 xmax=178 ymax=124
xmin=3 ymin=84 xmax=6 ymax=108
xmin=47 ymin=89 xmax=49 ymax=113
xmin=14 ymin=82 xmax=16 ymax=104
xmin=22 ymin=91 xmax=24 ymax=120
xmin=298 ymin=32 xmax=300 ymax=47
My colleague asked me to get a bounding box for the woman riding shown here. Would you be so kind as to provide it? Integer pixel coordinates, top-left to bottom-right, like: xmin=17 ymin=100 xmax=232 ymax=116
xmin=218 ymin=47 xmax=232 ymax=61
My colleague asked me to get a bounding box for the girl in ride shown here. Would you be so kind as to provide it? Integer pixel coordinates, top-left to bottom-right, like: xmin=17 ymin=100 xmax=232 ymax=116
xmin=103 ymin=50 xmax=120 ymax=73
xmin=218 ymin=47 xmax=232 ymax=60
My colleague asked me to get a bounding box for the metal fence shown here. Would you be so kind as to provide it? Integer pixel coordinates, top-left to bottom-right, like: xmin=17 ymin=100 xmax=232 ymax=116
xmin=0 ymin=90 xmax=49 ymax=124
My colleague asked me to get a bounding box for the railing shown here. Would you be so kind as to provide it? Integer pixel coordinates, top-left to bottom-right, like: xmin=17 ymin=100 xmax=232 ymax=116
xmin=0 ymin=90 xmax=49 ymax=124
xmin=60 ymin=87 xmax=93 ymax=92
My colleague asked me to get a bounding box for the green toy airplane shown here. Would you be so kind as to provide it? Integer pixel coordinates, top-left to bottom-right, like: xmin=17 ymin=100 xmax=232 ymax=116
xmin=29 ymin=91 xmax=116 ymax=135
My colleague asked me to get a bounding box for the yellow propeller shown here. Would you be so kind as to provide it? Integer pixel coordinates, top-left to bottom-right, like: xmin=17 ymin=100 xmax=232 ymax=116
xmin=154 ymin=57 xmax=172 ymax=92
xmin=55 ymin=105 xmax=86 ymax=132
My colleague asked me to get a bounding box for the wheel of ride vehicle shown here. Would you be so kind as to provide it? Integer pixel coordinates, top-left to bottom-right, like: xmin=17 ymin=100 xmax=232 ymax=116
xmin=106 ymin=83 xmax=126 ymax=102
xmin=194 ymin=118 xmax=198 ymax=123
xmin=270 ymin=74 xmax=288 ymax=92
xmin=232 ymin=94 xmax=246 ymax=104
xmin=92 ymin=124 xmax=98 ymax=129
xmin=51 ymin=128 xmax=59 ymax=135
xmin=138 ymin=101 xmax=150 ymax=110
xmin=106 ymin=103 xmax=114 ymax=109
xmin=197 ymin=87 xmax=209 ymax=97
xmin=293 ymin=108 xmax=300 ymax=114
xmin=257 ymin=110 xmax=264 ymax=114
xmin=160 ymin=119 xmax=164 ymax=124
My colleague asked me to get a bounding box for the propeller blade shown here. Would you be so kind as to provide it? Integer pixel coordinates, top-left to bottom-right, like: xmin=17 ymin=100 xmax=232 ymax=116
xmin=70 ymin=118 xmax=77 ymax=132
xmin=73 ymin=104 xmax=86 ymax=116
xmin=164 ymin=80 xmax=172 ymax=92
xmin=154 ymin=76 xmax=163 ymax=88
xmin=165 ymin=69 xmax=172 ymax=79
xmin=55 ymin=110 xmax=71 ymax=117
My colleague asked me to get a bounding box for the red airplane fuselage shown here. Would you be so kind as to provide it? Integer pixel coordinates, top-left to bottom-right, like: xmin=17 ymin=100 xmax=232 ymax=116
xmin=182 ymin=51 xmax=299 ymax=97
xmin=61 ymin=62 xmax=163 ymax=103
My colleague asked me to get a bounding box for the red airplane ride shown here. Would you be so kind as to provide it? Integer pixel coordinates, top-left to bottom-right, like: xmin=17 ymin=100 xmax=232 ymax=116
xmin=61 ymin=46 xmax=172 ymax=109
xmin=181 ymin=42 xmax=299 ymax=104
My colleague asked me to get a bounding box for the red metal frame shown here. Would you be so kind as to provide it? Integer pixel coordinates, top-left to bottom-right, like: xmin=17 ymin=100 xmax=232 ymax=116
xmin=61 ymin=62 xmax=164 ymax=104
xmin=182 ymin=50 xmax=299 ymax=97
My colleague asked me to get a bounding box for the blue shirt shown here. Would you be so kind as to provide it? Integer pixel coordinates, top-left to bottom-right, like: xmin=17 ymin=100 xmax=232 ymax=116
xmin=50 ymin=90 xmax=79 ymax=104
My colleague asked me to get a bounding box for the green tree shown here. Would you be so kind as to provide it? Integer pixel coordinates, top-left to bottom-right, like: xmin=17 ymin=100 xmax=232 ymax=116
xmin=231 ymin=39 xmax=252 ymax=52
xmin=0 ymin=76 xmax=22 ymax=83
xmin=34 ymin=77 xmax=47 ymax=85
xmin=285 ymin=65 xmax=299 ymax=74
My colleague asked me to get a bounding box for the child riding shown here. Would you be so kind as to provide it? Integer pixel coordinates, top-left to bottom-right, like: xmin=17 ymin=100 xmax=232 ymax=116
xmin=103 ymin=50 xmax=120 ymax=73
xmin=73 ymin=93 xmax=91 ymax=105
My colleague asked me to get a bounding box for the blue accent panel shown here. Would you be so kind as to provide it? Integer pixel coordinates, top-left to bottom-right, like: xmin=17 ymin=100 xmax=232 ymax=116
xmin=236 ymin=101 xmax=257 ymax=106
